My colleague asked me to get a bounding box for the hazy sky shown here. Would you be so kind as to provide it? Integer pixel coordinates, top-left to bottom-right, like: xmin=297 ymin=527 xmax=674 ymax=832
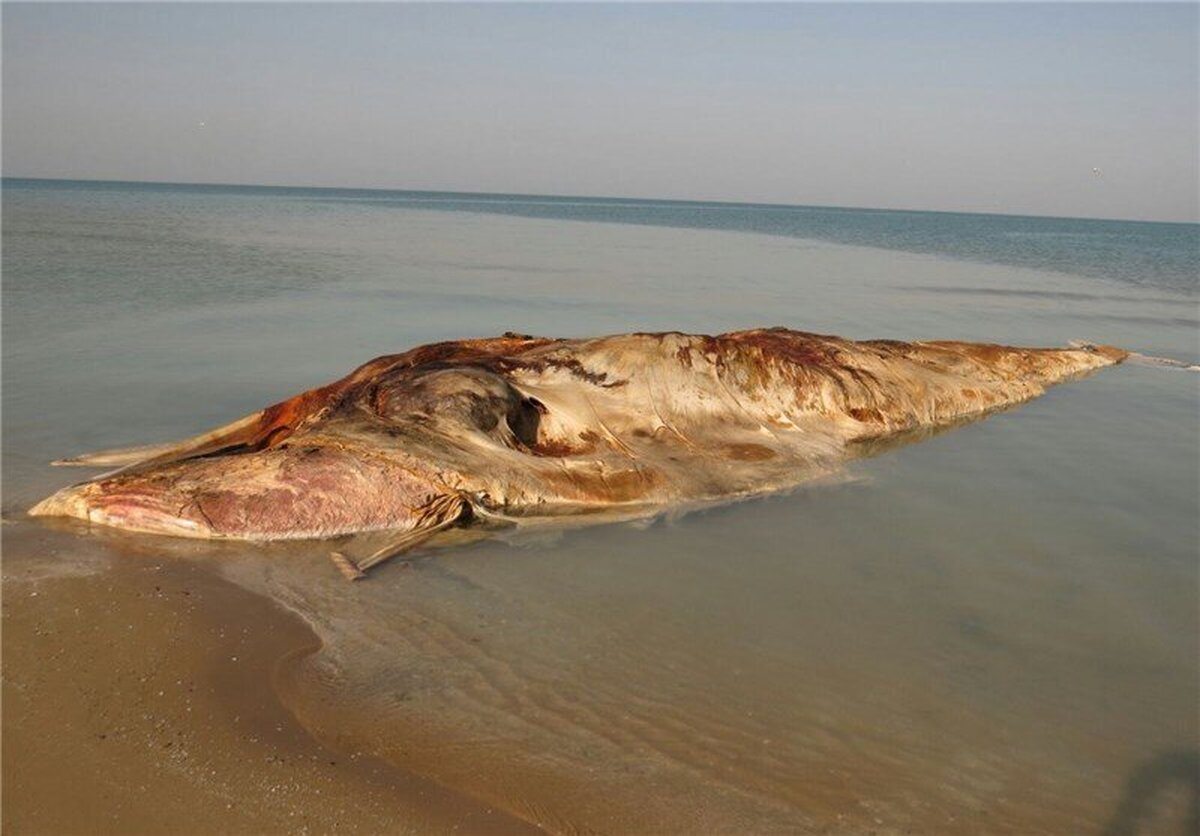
xmin=3 ymin=3 xmax=1197 ymax=221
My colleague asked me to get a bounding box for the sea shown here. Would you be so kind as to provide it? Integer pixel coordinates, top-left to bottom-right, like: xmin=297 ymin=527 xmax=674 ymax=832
xmin=3 ymin=177 xmax=1198 ymax=833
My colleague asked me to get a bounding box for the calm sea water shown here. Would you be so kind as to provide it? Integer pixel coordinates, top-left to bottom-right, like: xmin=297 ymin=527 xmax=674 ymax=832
xmin=3 ymin=178 xmax=1198 ymax=833
xmin=7 ymin=178 xmax=1199 ymax=297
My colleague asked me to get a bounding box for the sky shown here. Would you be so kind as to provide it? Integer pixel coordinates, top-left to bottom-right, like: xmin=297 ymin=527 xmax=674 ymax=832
xmin=3 ymin=3 xmax=1197 ymax=222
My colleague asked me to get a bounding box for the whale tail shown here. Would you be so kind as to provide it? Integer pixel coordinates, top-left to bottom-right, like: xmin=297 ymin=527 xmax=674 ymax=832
xmin=1068 ymin=341 xmax=1196 ymax=372
xmin=1065 ymin=341 xmax=1130 ymax=364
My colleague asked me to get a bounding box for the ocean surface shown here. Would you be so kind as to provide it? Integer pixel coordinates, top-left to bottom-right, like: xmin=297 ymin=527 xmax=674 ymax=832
xmin=4 ymin=178 xmax=1198 ymax=833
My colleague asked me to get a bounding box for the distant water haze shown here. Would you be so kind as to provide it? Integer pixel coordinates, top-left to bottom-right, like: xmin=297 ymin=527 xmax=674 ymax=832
xmin=3 ymin=3 xmax=1198 ymax=222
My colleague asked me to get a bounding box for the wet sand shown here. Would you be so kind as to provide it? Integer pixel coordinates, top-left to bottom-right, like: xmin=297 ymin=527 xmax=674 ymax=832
xmin=5 ymin=515 xmax=1196 ymax=836
xmin=1 ymin=525 xmax=536 ymax=835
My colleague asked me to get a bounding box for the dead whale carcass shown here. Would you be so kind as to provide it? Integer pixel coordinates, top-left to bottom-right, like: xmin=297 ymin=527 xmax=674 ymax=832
xmin=30 ymin=329 xmax=1127 ymax=577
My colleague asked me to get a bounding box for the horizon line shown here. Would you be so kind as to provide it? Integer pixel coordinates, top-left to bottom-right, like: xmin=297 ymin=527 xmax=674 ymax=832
xmin=3 ymin=174 xmax=1196 ymax=227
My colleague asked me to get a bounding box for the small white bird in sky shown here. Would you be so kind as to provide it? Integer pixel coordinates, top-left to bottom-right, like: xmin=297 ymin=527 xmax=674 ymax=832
xmin=1091 ymin=167 xmax=1103 ymax=177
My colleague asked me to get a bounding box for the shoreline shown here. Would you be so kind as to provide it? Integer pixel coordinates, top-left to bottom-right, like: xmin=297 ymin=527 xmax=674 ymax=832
xmin=1 ymin=524 xmax=537 ymax=835
xmin=4 ymin=506 xmax=1196 ymax=835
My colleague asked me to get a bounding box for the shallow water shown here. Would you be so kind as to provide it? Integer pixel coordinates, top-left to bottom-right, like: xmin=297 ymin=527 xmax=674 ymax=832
xmin=3 ymin=180 xmax=1198 ymax=833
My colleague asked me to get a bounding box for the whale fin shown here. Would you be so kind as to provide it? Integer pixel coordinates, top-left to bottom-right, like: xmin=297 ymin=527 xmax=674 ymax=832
xmin=48 ymin=372 xmax=359 ymax=480
xmin=329 ymin=493 xmax=472 ymax=580
xmin=53 ymin=441 xmax=203 ymax=468
xmin=51 ymin=411 xmax=269 ymax=478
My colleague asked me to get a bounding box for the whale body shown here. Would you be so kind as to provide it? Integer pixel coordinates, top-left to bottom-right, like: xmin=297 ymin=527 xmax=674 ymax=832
xmin=30 ymin=329 xmax=1127 ymax=577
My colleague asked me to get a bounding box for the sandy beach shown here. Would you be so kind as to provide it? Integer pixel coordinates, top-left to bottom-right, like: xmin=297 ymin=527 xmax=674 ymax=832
xmin=2 ymin=524 xmax=535 ymax=835
xmin=5 ymin=506 xmax=1196 ymax=835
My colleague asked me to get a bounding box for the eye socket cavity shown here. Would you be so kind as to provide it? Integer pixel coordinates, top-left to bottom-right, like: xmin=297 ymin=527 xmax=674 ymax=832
xmin=373 ymin=367 xmax=551 ymax=448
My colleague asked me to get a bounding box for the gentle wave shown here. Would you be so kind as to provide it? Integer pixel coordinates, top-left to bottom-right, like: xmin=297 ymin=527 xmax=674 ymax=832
xmin=901 ymin=285 xmax=1191 ymax=305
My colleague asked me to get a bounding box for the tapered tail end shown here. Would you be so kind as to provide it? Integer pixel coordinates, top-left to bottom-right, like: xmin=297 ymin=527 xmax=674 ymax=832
xmin=1067 ymin=341 xmax=1130 ymax=364
xmin=1069 ymin=341 xmax=1200 ymax=371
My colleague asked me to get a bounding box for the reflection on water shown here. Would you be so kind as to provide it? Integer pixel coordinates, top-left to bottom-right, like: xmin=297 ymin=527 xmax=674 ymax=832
xmin=3 ymin=181 xmax=1197 ymax=833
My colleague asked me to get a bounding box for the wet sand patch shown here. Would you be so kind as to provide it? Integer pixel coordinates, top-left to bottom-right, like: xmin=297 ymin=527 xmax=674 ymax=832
xmin=1 ymin=525 xmax=536 ymax=835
